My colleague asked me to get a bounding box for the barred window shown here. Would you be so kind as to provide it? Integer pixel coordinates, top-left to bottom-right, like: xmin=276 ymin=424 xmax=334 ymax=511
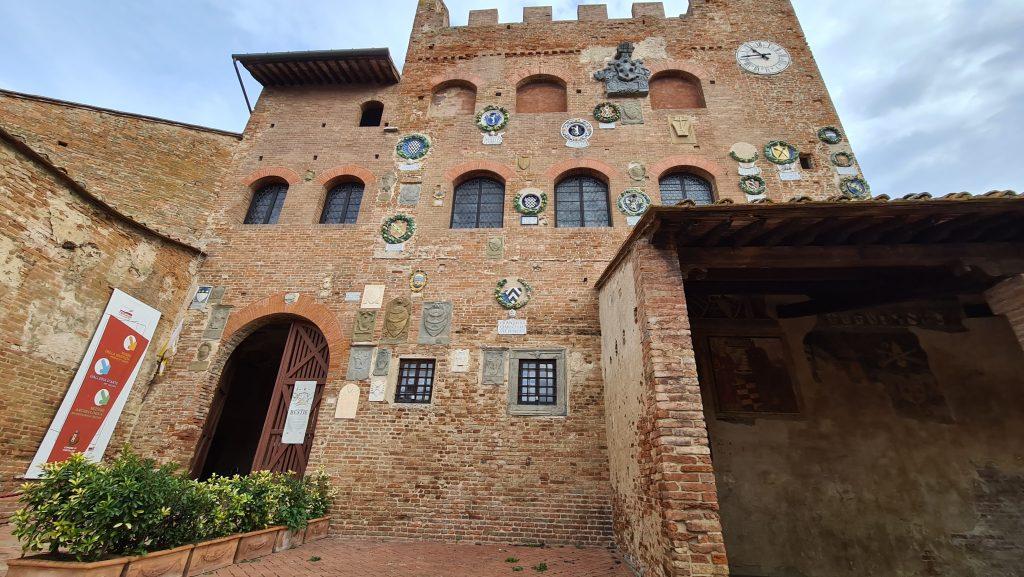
xmin=555 ymin=175 xmax=611 ymax=228
xmin=244 ymin=183 xmax=288 ymax=224
xmin=659 ymin=172 xmax=714 ymax=206
xmin=395 ymin=359 xmax=435 ymax=404
xmin=517 ymin=359 xmax=557 ymax=406
xmin=320 ymin=181 xmax=364 ymax=224
xmin=451 ymin=177 xmax=505 ymax=229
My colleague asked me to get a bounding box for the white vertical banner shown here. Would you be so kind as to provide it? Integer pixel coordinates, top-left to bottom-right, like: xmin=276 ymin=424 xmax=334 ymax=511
xmin=281 ymin=380 xmax=317 ymax=444
xmin=26 ymin=289 xmax=161 ymax=478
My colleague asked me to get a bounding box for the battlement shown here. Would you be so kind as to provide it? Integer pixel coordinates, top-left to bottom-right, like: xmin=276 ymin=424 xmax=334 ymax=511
xmin=461 ymin=2 xmax=694 ymax=27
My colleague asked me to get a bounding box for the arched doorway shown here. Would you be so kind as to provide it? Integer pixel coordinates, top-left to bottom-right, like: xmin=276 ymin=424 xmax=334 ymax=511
xmin=191 ymin=320 xmax=329 ymax=478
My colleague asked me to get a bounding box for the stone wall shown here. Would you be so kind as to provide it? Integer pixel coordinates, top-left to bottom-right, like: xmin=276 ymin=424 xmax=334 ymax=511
xmin=0 ymin=130 xmax=204 ymax=493
xmin=699 ymin=307 xmax=1024 ymax=576
xmin=0 ymin=90 xmax=240 ymax=244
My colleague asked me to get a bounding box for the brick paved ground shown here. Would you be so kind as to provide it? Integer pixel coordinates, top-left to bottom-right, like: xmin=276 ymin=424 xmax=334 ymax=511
xmin=208 ymin=539 xmax=634 ymax=577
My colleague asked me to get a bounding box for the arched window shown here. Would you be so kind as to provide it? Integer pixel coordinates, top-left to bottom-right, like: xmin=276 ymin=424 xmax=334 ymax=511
xmin=430 ymin=81 xmax=477 ymax=117
xmin=244 ymin=182 xmax=288 ymax=224
xmin=555 ymin=175 xmax=610 ymax=228
xmin=359 ymin=101 xmax=384 ymax=127
xmin=659 ymin=172 xmax=714 ymax=205
xmin=650 ymin=71 xmax=706 ymax=109
xmin=516 ymin=75 xmax=567 ymax=113
xmin=320 ymin=180 xmax=364 ymax=224
xmin=451 ymin=177 xmax=505 ymax=229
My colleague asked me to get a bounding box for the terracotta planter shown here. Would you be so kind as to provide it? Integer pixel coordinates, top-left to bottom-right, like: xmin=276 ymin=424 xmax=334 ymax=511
xmin=123 ymin=544 xmax=193 ymax=577
xmin=6 ymin=554 xmax=129 ymax=577
xmin=185 ymin=535 xmax=240 ymax=576
xmin=303 ymin=516 xmax=330 ymax=542
xmin=273 ymin=527 xmax=304 ymax=552
xmin=233 ymin=526 xmax=281 ymax=563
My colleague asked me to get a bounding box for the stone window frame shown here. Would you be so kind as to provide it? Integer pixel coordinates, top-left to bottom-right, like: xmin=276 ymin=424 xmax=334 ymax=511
xmin=384 ymin=354 xmax=440 ymax=408
xmin=507 ymin=349 xmax=568 ymax=416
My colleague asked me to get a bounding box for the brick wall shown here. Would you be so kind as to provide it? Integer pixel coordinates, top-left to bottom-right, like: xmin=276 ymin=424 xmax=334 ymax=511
xmin=0 ymin=90 xmax=239 ymax=243
xmin=0 ymin=131 xmax=203 ymax=493
xmin=986 ymin=274 xmax=1024 ymax=349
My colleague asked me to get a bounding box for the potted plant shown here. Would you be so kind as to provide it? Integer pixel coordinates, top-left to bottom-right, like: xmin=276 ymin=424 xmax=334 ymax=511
xmin=184 ymin=476 xmax=243 ymax=576
xmin=226 ymin=472 xmax=285 ymax=563
xmin=303 ymin=471 xmax=333 ymax=542
xmin=273 ymin=475 xmax=309 ymax=552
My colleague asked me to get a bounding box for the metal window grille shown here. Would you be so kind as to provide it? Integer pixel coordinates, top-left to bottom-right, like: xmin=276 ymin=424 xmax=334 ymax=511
xmin=555 ymin=175 xmax=610 ymax=228
xmin=320 ymin=181 xmax=364 ymax=224
xmin=395 ymin=359 xmax=436 ymax=404
xmin=451 ymin=177 xmax=505 ymax=229
xmin=659 ymin=172 xmax=713 ymax=206
xmin=517 ymin=359 xmax=557 ymax=405
xmin=244 ymin=183 xmax=288 ymax=224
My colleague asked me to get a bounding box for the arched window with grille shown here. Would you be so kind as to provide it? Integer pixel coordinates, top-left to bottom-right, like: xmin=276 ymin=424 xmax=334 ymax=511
xmin=555 ymin=174 xmax=611 ymax=228
xmin=659 ymin=172 xmax=714 ymax=206
xmin=451 ymin=176 xmax=505 ymax=229
xmin=244 ymin=182 xmax=288 ymax=224
xmin=320 ymin=181 xmax=364 ymax=224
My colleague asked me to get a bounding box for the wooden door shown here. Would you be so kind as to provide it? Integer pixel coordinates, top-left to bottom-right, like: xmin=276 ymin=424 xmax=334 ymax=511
xmin=189 ymin=362 xmax=236 ymax=478
xmin=252 ymin=322 xmax=329 ymax=475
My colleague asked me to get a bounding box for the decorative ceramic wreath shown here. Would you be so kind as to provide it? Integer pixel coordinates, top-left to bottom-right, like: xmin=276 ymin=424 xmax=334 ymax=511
xmin=514 ymin=190 xmax=548 ymax=215
xmin=764 ymin=140 xmax=800 ymax=165
xmin=730 ymin=149 xmax=759 ymax=164
xmin=817 ymin=126 xmax=844 ymax=144
xmin=495 ymin=278 xmax=533 ymax=310
xmin=593 ymin=102 xmax=622 ymax=124
xmin=395 ymin=134 xmax=431 ymax=160
xmin=739 ymin=175 xmax=767 ymax=195
xmin=380 ymin=213 xmax=416 ymax=244
xmin=830 ymin=151 xmax=855 ymax=168
xmin=475 ymin=105 xmax=510 ymax=132
xmin=616 ymin=188 xmax=652 ymax=216
xmin=839 ymin=177 xmax=871 ymax=199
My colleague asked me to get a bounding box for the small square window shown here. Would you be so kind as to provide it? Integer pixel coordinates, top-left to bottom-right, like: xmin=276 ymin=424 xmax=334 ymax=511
xmin=395 ymin=359 xmax=435 ymax=404
xmin=508 ymin=350 xmax=567 ymax=416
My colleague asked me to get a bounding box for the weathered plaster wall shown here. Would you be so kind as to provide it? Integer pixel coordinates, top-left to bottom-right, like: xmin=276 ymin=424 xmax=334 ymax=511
xmin=0 ymin=90 xmax=239 ymax=243
xmin=704 ymin=313 xmax=1024 ymax=577
xmin=0 ymin=134 xmax=203 ymax=493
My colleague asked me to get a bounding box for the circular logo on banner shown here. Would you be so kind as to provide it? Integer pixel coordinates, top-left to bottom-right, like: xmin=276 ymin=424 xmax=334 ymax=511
xmin=94 ymin=358 xmax=111 ymax=375
xmin=561 ymin=118 xmax=594 ymax=148
xmin=395 ymin=134 xmax=431 ymax=161
xmin=617 ymin=189 xmax=652 ymax=217
xmin=123 ymin=335 xmax=137 ymax=351
xmin=94 ymin=389 xmax=111 ymax=406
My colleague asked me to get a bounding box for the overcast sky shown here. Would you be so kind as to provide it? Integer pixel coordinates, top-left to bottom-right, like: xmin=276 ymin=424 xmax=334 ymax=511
xmin=1 ymin=0 xmax=1021 ymax=196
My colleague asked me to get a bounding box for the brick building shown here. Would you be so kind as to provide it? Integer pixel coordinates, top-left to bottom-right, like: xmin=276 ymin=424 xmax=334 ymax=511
xmin=2 ymin=1 xmax=1023 ymax=576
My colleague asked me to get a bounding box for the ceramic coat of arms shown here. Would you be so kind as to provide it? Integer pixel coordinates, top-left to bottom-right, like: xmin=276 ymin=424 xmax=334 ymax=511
xmin=617 ymin=189 xmax=652 ymax=217
xmin=593 ymin=42 xmax=651 ymax=97
xmin=561 ymin=119 xmax=594 ymax=148
xmin=495 ymin=278 xmax=533 ymax=310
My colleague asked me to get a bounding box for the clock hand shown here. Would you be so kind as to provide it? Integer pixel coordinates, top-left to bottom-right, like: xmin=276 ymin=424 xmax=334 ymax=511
xmin=741 ymin=53 xmax=772 ymax=59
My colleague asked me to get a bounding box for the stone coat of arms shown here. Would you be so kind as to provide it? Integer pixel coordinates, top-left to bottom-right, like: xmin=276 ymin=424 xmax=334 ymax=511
xmin=594 ymin=42 xmax=651 ymax=97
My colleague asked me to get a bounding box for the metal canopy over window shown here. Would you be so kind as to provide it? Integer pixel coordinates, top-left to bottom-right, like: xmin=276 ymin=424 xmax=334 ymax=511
xmin=555 ymin=175 xmax=611 ymax=228
xmin=660 ymin=172 xmax=714 ymax=206
xmin=451 ymin=177 xmax=505 ymax=229
xmin=244 ymin=183 xmax=288 ymax=224
xmin=517 ymin=359 xmax=557 ymax=405
xmin=320 ymin=181 xmax=364 ymax=224
xmin=395 ymin=359 xmax=435 ymax=404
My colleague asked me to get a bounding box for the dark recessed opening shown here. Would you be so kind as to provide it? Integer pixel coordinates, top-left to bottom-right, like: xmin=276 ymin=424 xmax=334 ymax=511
xmin=496 ymin=91 xmax=502 ymax=96
xmin=270 ymin=123 xmax=275 ymax=128
xmin=800 ymin=154 xmax=815 ymax=170
xmin=57 ymin=140 xmax=68 ymax=147
xmin=313 ymin=155 xmax=318 ymax=160
xmin=258 ymin=155 xmax=263 ymax=161
xmin=359 ymin=101 xmax=384 ymax=127
xmin=374 ymin=154 xmax=380 ymax=159
xmin=576 ymin=89 xmax=582 ymax=94
xmin=321 ymin=122 xmax=327 ymax=128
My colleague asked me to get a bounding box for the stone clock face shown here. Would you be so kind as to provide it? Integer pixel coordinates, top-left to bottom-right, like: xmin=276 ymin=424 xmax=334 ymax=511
xmin=736 ymin=41 xmax=792 ymax=75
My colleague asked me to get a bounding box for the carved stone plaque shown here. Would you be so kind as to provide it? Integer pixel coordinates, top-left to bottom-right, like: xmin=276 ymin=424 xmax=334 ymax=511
xmin=450 ymin=349 xmax=470 ymax=373
xmin=352 ymin=310 xmax=376 ymax=343
xmin=368 ymin=376 xmax=387 ymax=402
xmin=334 ymin=383 xmax=360 ymax=419
xmin=418 ymin=302 xmax=453 ymax=345
xmin=361 ymin=285 xmax=385 ymax=309
xmin=202 ymin=305 xmax=232 ymax=340
xmin=481 ymin=349 xmax=506 ymax=385
xmin=593 ymin=42 xmax=651 ymax=97
xmin=497 ymin=318 xmax=528 ymax=335
xmin=346 ymin=346 xmax=374 ymax=380
xmin=398 ymin=183 xmax=421 ymax=206
xmin=620 ymin=101 xmax=644 ymax=125
xmin=381 ymin=297 xmax=412 ymax=344
xmin=669 ymin=116 xmax=696 ymax=143
xmin=485 ymin=236 xmax=504 ymax=260
xmin=373 ymin=347 xmax=391 ymax=376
